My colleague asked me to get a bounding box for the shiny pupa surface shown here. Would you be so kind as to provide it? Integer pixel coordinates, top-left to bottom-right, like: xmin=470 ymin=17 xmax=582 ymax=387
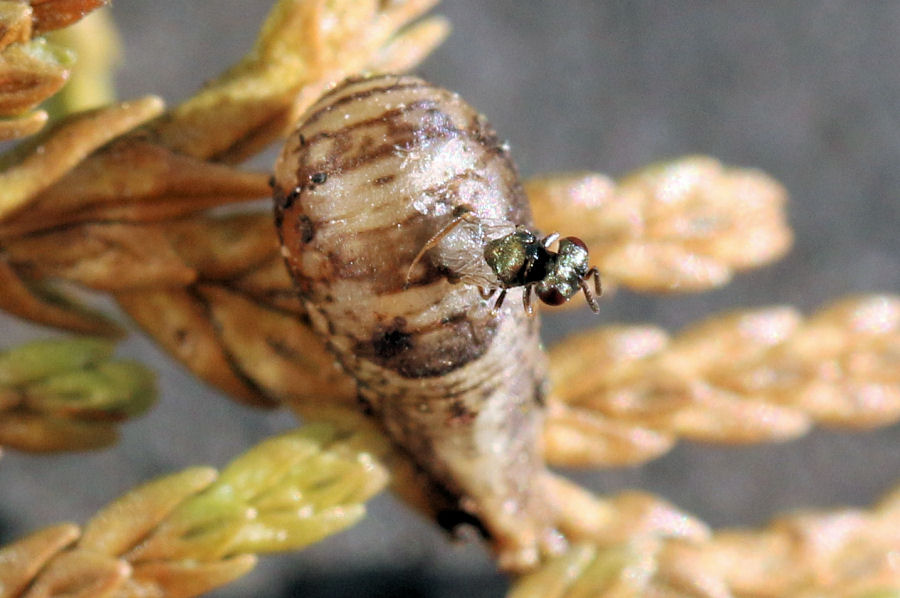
xmin=273 ymin=74 xmax=560 ymax=568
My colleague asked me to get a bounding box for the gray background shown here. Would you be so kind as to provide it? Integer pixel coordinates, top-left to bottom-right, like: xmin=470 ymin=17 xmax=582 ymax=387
xmin=1 ymin=2 xmax=899 ymax=596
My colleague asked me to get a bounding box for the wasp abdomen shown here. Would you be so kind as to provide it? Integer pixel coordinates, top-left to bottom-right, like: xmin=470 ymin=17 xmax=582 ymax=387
xmin=274 ymin=75 xmax=558 ymax=568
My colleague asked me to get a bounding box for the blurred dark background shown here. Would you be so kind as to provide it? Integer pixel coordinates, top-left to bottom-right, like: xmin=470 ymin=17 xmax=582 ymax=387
xmin=1 ymin=2 xmax=898 ymax=596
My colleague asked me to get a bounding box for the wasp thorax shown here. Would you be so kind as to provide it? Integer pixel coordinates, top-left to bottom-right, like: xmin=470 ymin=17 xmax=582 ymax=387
xmin=484 ymin=229 xmax=545 ymax=286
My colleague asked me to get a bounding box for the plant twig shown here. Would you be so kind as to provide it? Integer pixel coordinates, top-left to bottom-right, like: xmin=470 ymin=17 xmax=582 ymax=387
xmin=511 ymin=483 xmax=900 ymax=597
xmin=527 ymin=156 xmax=792 ymax=295
xmin=0 ymin=337 xmax=156 ymax=453
xmin=545 ymin=294 xmax=900 ymax=467
xmin=0 ymin=424 xmax=388 ymax=598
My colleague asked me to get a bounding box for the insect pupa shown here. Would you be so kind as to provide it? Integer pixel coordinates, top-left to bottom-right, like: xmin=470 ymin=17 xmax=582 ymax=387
xmin=273 ymin=74 xmax=597 ymax=569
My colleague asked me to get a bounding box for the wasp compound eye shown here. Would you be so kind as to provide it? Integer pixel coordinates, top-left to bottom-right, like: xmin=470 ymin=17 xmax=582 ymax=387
xmin=564 ymin=236 xmax=587 ymax=251
xmin=536 ymin=286 xmax=568 ymax=305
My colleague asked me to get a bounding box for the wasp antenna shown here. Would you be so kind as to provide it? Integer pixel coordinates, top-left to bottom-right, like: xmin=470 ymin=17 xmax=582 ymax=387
xmin=588 ymin=267 xmax=602 ymax=298
xmin=405 ymin=208 xmax=477 ymax=288
xmin=541 ymin=232 xmax=560 ymax=248
xmin=580 ymin=267 xmax=603 ymax=313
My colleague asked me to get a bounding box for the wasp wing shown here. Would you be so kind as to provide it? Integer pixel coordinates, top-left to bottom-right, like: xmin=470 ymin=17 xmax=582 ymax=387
xmin=427 ymin=215 xmax=516 ymax=289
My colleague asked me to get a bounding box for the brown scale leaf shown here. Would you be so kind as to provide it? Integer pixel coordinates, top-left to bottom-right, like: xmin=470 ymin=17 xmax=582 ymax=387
xmin=527 ymin=156 xmax=792 ymax=296
xmin=0 ymin=96 xmax=164 ymax=220
xmin=115 ymin=288 xmax=271 ymax=408
xmin=0 ymin=258 xmax=122 ymax=335
xmin=0 ymin=39 xmax=70 ymax=116
xmin=193 ymin=284 xmax=356 ymax=406
xmin=163 ymin=214 xmax=279 ymax=281
xmin=0 ymin=524 xmax=80 ymax=598
xmin=3 ymin=223 xmax=196 ymax=290
xmin=83 ymin=210 xmax=346 ymax=412
xmin=29 ymin=0 xmax=108 ymax=35
xmin=546 ymin=295 xmax=900 ymax=468
xmin=1 ymin=213 xmax=277 ymax=297
xmin=229 ymin=255 xmax=307 ymax=314
xmin=0 ymin=139 xmax=270 ymax=238
xmin=117 ymin=267 xmax=349 ymax=411
xmin=0 ymin=109 xmax=46 ymax=141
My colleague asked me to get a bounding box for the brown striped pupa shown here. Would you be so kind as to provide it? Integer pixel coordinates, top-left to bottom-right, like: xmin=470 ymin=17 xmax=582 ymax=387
xmin=273 ymin=74 xmax=600 ymax=569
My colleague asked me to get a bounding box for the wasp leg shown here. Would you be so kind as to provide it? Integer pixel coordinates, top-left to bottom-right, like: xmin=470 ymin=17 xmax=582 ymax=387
xmin=579 ymin=267 xmax=603 ymax=313
xmin=490 ymin=288 xmax=508 ymax=316
xmin=540 ymin=232 xmax=560 ymax=249
xmin=478 ymin=286 xmax=496 ymax=300
xmin=405 ymin=206 xmax=478 ymax=287
xmin=522 ymin=285 xmax=535 ymax=317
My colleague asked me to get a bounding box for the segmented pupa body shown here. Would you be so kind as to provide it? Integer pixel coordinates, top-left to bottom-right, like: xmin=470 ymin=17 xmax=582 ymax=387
xmin=273 ymin=75 xmax=560 ymax=567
